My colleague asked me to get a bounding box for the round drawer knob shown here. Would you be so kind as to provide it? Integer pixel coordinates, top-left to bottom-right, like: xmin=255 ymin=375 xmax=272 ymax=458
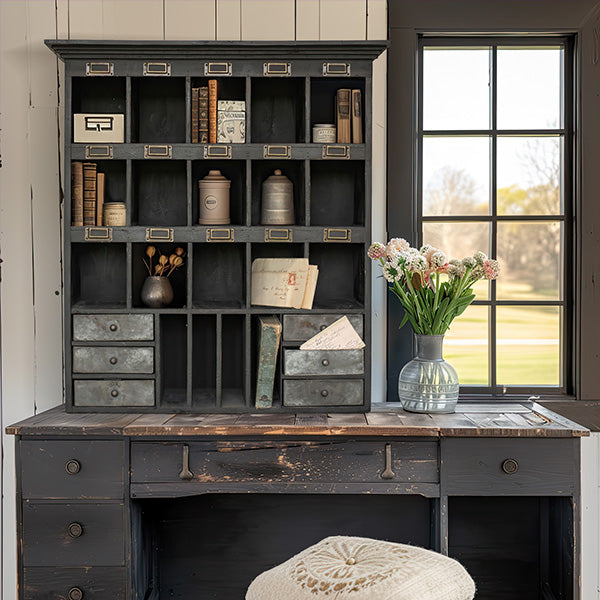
xmin=65 ymin=459 xmax=81 ymax=475
xmin=67 ymin=522 xmax=83 ymax=538
xmin=110 ymin=389 xmax=119 ymax=398
xmin=321 ymin=389 xmax=329 ymax=397
xmin=68 ymin=587 xmax=83 ymax=600
xmin=320 ymin=325 xmax=327 ymax=331
xmin=321 ymin=359 xmax=330 ymax=367
xmin=109 ymin=323 xmax=118 ymax=332
xmin=502 ymin=458 xmax=519 ymax=475
xmin=109 ymin=356 xmax=118 ymax=365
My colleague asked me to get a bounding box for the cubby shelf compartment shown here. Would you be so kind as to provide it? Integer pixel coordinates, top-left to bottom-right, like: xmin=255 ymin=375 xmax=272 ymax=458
xmin=158 ymin=314 xmax=187 ymax=407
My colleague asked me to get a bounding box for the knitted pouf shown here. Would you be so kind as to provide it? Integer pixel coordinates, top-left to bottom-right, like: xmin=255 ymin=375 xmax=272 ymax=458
xmin=246 ymin=536 xmax=475 ymax=600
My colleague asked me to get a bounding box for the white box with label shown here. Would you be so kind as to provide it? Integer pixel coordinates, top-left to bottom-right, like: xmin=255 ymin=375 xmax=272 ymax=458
xmin=73 ymin=113 xmax=125 ymax=143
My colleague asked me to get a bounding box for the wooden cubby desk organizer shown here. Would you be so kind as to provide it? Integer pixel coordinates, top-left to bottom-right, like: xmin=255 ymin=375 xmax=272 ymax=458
xmin=47 ymin=40 xmax=388 ymax=413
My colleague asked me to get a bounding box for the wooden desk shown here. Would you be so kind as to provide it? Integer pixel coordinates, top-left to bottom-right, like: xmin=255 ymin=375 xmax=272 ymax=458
xmin=8 ymin=403 xmax=588 ymax=600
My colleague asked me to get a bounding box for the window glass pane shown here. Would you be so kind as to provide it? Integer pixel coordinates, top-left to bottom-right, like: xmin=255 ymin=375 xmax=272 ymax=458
xmin=423 ymin=136 xmax=490 ymax=215
xmin=445 ymin=305 xmax=489 ymax=385
xmin=423 ymin=222 xmax=490 ymax=299
xmin=497 ymin=136 xmax=562 ymax=215
xmin=497 ymin=221 xmax=563 ymax=301
xmin=497 ymin=306 xmax=561 ymax=386
xmin=497 ymin=47 xmax=562 ymax=130
xmin=423 ymin=47 xmax=491 ymax=130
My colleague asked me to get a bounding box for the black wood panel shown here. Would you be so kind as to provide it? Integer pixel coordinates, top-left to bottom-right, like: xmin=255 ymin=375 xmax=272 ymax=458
xmin=71 ymin=77 xmax=126 ymax=115
xmin=159 ymin=314 xmax=187 ymax=408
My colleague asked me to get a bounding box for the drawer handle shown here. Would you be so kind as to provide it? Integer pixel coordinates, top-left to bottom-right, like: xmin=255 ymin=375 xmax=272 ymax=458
xmin=110 ymin=389 xmax=119 ymax=398
xmin=68 ymin=587 xmax=84 ymax=600
xmin=381 ymin=443 xmax=395 ymax=480
xmin=109 ymin=323 xmax=119 ymax=332
xmin=502 ymin=458 xmax=519 ymax=475
xmin=321 ymin=359 xmax=330 ymax=367
xmin=320 ymin=324 xmax=327 ymax=331
xmin=320 ymin=389 xmax=329 ymax=398
xmin=65 ymin=459 xmax=81 ymax=475
xmin=67 ymin=522 xmax=83 ymax=538
xmin=179 ymin=444 xmax=193 ymax=481
xmin=109 ymin=356 xmax=118 ymax=365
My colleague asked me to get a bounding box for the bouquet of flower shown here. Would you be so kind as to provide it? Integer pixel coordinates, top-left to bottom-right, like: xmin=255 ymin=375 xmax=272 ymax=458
xmin=143 ymin=245 xmax=185 ymax=277
xmin=368 ymin=238 xmax=499 ymax=335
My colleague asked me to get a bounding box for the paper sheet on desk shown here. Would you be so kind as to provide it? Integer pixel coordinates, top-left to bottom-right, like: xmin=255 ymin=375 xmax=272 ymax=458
xmin=300 ymin=316 xmax=365 ymax=350
xmin=251 ymin=258 xmax=309 ymax=309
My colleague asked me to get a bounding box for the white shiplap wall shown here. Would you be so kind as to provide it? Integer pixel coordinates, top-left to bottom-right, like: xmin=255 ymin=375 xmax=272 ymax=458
xmin=0 ymin=1 xmax=387 ymax=598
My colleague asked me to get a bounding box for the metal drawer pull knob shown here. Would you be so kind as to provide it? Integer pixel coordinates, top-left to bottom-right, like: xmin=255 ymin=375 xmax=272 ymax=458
xmin=68 ymin=587 xmax=83 ymax=600
xmin=320 ymin=325 xmax=327 ymax=331
xmin=67 ymin=522 xmax=83 ymax=538
xmin=65 ymin=459 xmax=81 ymax=475
xmin=321 ymin=359 xmax=329 ymax=367
xmin=321 ymin=389 xmax=329 ymax=397
xmin=381 ymin=443 xmax=395 ymax=479
xmin=502 ymin=458 xmax=519 ymax=475
xmin=109 ymin=356 xmax=118 ymax=365
xmin=109 ymin=323 xmax=118 ymax=332
xmin=179 ymin=444 xmax=193 ymax=481
xmin=110 ymin=389 xmax=119 ymax=398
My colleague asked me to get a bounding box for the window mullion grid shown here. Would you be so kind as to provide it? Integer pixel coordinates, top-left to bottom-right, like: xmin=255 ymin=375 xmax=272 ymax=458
xmin=490 ymin=43 xmax=498 ymax=393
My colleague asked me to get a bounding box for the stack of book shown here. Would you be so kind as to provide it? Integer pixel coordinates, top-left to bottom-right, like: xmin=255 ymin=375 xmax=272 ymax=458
xmin=71 ymin=161 xmax=105 ymax=226
xmin=336 ymin=88 xmax=363 ymax=144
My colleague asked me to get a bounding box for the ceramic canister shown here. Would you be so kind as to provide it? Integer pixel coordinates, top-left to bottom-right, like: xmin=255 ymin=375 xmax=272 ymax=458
xmin=103 ymin=202 xmax=126 ymax=226
xmin=312 ymin=123 xmax=336 ymax=143
xmin=261 ymin=169 xmax=294 ymax=225
xmin=198 ymin=170 xmax=231 ymax=225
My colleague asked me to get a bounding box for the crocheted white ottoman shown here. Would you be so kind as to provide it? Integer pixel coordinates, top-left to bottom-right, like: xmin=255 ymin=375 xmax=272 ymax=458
xmin=246 ymin=536 xmax=475 ymax=600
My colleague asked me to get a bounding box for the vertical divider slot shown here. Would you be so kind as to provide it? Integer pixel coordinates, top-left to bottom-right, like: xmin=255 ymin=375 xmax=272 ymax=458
xmin=304 ymin=159 xmax=311 ymax=226
xmin=245 ymin=314 xmax=252 ymax=407
xmin=154 ymin=313 xmax=162 ymax=409
xmin=185 ymin=77 xmax=191 ymax=144
xmin=245 ymin=76 xmax=252 ymax=144
xmin=245 ymin=159 xmax=252 ymax=226
xmin=305 ymin=77 xmax=311 ymax=146
xmin=125 ymin=77 xmax=132 ymax=143
xmin=186 ymin=160 xmax=193 ymax=226
xmin=186 ymin=312 xmax=193 ymax=408
xmin=216 ymin=313 xmax=223 ymax=407
xmin=126 ymin=242 xmax=133 ymax=310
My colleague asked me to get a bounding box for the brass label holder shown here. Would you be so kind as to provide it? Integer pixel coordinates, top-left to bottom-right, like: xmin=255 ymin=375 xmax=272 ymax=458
xmin=86 ymin=62 xmax=114 ymax=76
xmin=143 ymin=62 xmax=171 ymax=76
xmin=144 ymin=145 xmax=172 ymax=159
xmin=85 ymin=145 xmax=113 ymax=159
xmin=145 ymin=228 xmax=174 ymax=242
xmin=322 ymin=145 xmax=350 ymax=159
xmin=324 ymin=228 xmax=351 ymax=242
xmin=207 ymin=228 xmax=234 ymax=242
xmin=85 ymin=227 xmax=112 ymax=241
xmin=204 ymin=145 xmax=231 ymax=159
xmin=263 ymin=62 xmax=291 ymax=76
xmin=264 ymin=145 xmax=291 ymax=159
xmin=204 ymin=62 xmax=232 ymax=76
xmin=323 ymin=62 xmax=351 ymax=76
xmin=265 ymin=228 xmax=292 ymax=242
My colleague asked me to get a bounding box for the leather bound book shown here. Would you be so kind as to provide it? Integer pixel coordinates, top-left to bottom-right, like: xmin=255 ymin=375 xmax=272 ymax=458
xmin=336 ymin=88 xmax=351 ymax=144
xmin=96 ymin=172 xmax=105 ymax=226
xmin=351 ymin=89 xmax=363 ymax=144
xmin=208 ymin=80 xmax=218 ymax=143
xmin=199 ymin=86 xmax=209 ymax=143
xmin=71 ymin=161 xmax=84 ymax=226
xmin=191 ymin=87 xmax=199 ymax=143
xmin=83 ymin=162 xmax=97 ymax=226
xmin=255 ymin=315 xmax=282 ymax=409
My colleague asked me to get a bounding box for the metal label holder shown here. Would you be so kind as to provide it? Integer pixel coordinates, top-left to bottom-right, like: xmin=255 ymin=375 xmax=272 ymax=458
xmin=322 ymin=145 xmax=350 ymax=159
xmin=263 ymin=62 xmax=291 ymax=76
xmin=207 ymin=228 xmax=234 ymax=242
xmin=86 ymin=62 xmax=114 ymax=76
xmin=264 ymin=145 xmax=291 ymax=159
xmin=85 ymin=145 xmax=113 ymax=159
xmin=145 ymin=228 xmax=174 ymax=242
xmin=265 ymin=228 xmax=292 ymax=242
xmin=144 ymin=145 xmax=172 ymax=159
xmin=204 ymin=145 xmax=231 ymax=159
xmin=324 ymin=228 xmax=351 ymax=242
xmin=84 ymin=227 xmax=112 ymax=241
xmin=204 ymin=62 xmax=232 ymax=76
xmin=323 ymin=62 xmax=351 ymax=76
xmin=143 ymin=62 xmax=171 ymax=76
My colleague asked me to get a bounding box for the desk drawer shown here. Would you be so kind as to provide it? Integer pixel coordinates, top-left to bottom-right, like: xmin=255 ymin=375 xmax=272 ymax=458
xmin=73 ymin=346 xmax=154 ymax=374
xmin=283 ymin=379 xmax=363 ymax=407
xmin=73 ymin=314 xmax=154 ymax=341
xmin=20 ymin=440 xmax=124 ymax=500
xmin=131 ymin=441 xmax=439 ymax=485
xmin=283 ymin=349 xmax=364 ymax=376
xmin=283 ymin=314 xmax=363 ymax=341
xmin=443 ymin=438 xmax=577 ymax=496
xmin=24 ymin=567 xmax=125 ymax=600
xmin=23 ymin=503 xmax=125 ymax=566
xmin=74 ymin=379 xmax=154 ymax=407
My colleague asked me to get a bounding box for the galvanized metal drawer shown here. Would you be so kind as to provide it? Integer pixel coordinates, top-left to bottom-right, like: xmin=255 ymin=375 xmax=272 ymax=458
xmin=443 ymin=438 xmax=577 ymax=496
xmin=20 ymin=440 xmax=124 ymax=500
xmin=73 ymin=346 xmax=154 ymax=374
xmin=283 ymin=379 xmax=363 ymax=406
xmin=130 ymin=440 xmax=439 ymax=485
xmin=284 ymin=349 xmax=364 ymax=376
xmin=72 ymin=314 xmax=154 ymax=342
xmin=24 ymin=567 xmax=125 ymax=600
xmin=22 ymin=503 xmax=125 ymax=566
xmin=282 ymin=314 xmax=363 ymax=342
xmin=74 ymin=380 xmax=154 ymax=407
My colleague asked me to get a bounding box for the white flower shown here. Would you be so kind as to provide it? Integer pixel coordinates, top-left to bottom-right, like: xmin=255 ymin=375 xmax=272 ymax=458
xmin=419 ymin=244 xmax=433 ymax=255
xmin=404 ymin=251 xmax=428 ymax=273
xmin=431 ymin=251 xmax=447 ymax=267
xmin=448 ymin=263 xmax=466 ymax=279
xmin=382 ymin=263 xmax=402 ymax=282
xmin=462 ymin=256 xmax=476 ymax=268
xmin=385 ymin=238 xmax=410 ymax=258
xmin=473 ymin=251 xmax=487 ymax=266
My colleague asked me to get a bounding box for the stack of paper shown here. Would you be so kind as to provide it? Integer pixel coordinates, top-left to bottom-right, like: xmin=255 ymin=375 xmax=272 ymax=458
xmin=251 ymin=258 xmax=319 ymax=310
xmin=300 ymin=316 xmax=365 ymax=350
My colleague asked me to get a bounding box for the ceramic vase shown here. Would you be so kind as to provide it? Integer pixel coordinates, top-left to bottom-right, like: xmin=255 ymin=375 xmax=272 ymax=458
xmin=141 ymin=276 xmax=174 ymax=308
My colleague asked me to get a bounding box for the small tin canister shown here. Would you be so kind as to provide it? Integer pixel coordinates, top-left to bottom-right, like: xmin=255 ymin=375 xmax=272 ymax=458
xmin=198 ymin=170 xmax=231 ymax=225
xmin=312 ymin=123 xmax=336 ymax=143
xmin=103 ymin=202 xmax=126 ymax=226
xmin=261 ymin=169 xmax=294 ymax=225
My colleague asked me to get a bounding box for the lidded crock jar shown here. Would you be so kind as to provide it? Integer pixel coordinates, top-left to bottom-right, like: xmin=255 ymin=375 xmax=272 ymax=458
xmin=198 ymin=169 xmax=231 ymax=225
xmin=261 ymin=169 xmax=294 ymax=225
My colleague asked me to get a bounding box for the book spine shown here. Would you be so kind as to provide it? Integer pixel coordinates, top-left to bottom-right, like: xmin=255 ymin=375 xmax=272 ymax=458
xmin=351 ymin=89 xmax=363 ymax=144
xmin=191 ymin=87 xmax=199 ymax=143
xmin=208 ymin=79 xmax=217 ymax=144
xmin=96 ymin=172 xmax=105 ymax=226
xmin=199 ymin=86 xmax=209 ymax=144
xmin=336 ymin=89 xmax=351 ymax=144
xmin=83 ymin=162 xmax=97 ymax=226
xmin=255 ymin=318 xmax=281 ymax=409
xmin=71 ymin=161 xmax=84 ymax=226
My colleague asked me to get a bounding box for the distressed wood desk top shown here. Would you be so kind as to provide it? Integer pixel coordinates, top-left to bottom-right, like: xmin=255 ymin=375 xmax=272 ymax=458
xmin=6 ymin=403 xmax=589 ymax=438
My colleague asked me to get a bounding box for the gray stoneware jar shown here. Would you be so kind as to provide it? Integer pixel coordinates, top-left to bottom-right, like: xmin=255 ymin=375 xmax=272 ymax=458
xmin=261 ymin=169 xmax=294 ymax=225
xmin=198 ymin=170 xmax=231 ymax=225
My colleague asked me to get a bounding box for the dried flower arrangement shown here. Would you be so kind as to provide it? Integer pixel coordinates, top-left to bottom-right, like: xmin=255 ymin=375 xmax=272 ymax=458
xmin=143 ymin=245 xmax=185 ymax=277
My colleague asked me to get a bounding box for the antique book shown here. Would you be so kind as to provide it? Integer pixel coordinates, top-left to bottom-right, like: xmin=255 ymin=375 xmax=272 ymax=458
xmin=191 ymin=87 xmax=199 ymax=143
xmin=71 ymin=161 xmax=84 ymax=226
xmin=351 ymin=89 xmax=363 ymax=144
xmin=336 ymin=89 xmax=351 ymax=143
xmin=300 ymin=316 xmax=365 ymax=351
xmin=251 ymin=258 xmax=310 ymax=309
xmin=96 ymin=171 xmax=105 ymax=226
xmin=217 ymin=110 xmax=246 ymax=143
xmin=82 ymin=162 xmax=97 ymax=226
xmin=255 ymin=315 xmax=282 ymax=409
xmin=208 ymin=79 xmax=218 ymax=143
xmin=199 ymin=86 xmax=209 ymax=143
xmin=301 ymin=265 xmax=319 ymax=310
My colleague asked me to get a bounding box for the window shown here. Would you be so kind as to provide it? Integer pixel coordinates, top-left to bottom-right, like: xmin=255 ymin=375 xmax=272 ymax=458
xmin=418 ymin=37 xmax=573 ymax=396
